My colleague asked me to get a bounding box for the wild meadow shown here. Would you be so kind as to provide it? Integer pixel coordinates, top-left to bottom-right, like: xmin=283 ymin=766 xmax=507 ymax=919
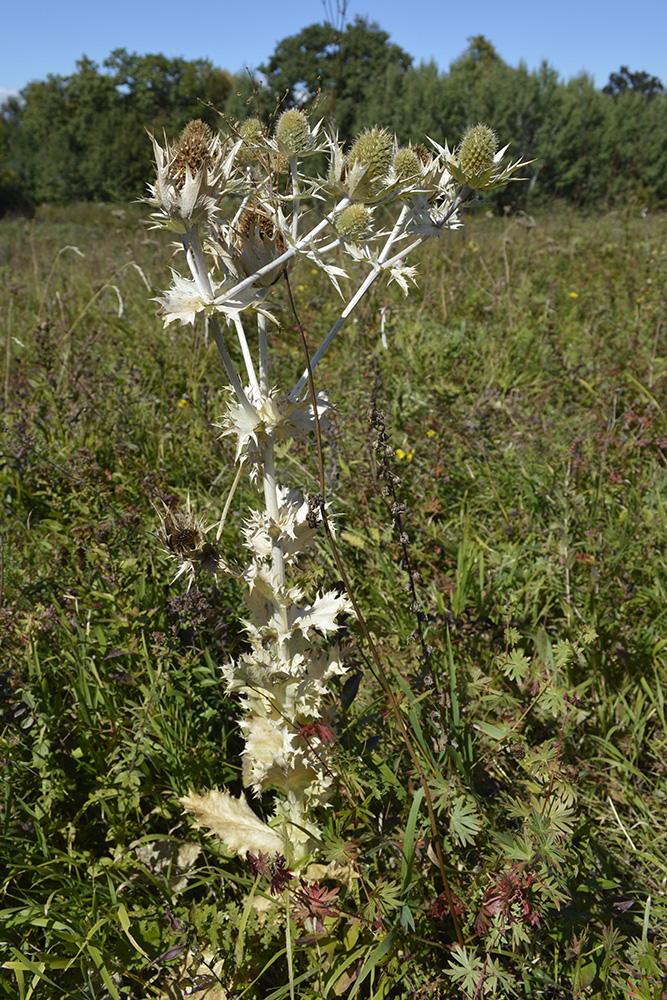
xmin=2 ymin=149 xmax=667 ymax=1000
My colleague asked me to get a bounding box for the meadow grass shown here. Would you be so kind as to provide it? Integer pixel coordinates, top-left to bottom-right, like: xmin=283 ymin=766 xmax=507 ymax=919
xmin=1 ymin=202 xmax=667 ymax=998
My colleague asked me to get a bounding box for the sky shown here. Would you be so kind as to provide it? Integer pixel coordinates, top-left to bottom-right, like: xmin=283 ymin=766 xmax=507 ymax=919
xmin=2 ymin=0 xmax=666 ymax=102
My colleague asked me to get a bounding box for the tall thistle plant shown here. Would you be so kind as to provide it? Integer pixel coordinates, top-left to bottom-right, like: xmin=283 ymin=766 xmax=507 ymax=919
xmin=146 ymin=114 xmax=527 ymax=867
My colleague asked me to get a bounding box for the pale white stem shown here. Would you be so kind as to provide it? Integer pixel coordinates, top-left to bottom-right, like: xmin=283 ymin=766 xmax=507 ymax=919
xmin=290 ymin=209 xmax=414 ymax=398
xmin=258 ymin=313 xmax=269 ymax=394
xmin=208 ymin=315 xmax=256 ymax=419
xmin=381 ymin=236 xmax=426 ymax=271
xmin=290 ymin=156 xmax=300 ymax=245
xmin=216 ymin=458 xmax=246 ymax=541
xmin=232 ymin=185 xmax=252 ymax=229
xmin=181 ymin=227 xmax=255 ymax=418
xmin=233 ymin=314 xmax=260 ymax=399
xmin=183 ymin=227 xmax=213 ymax=298
xmin=261 ymin=433 xmax=288 ymax=624
xmin=379 ymin=204 xmax=410 ymax=262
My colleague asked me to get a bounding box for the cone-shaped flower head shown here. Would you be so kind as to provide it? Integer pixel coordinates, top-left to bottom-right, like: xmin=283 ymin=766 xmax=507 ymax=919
xmin=446 ymin=124 xmax=532 ymax=191
xmin=274 ymin=109 xmax=313 ymax=157
xmin=327 ymin=127 xmax=399 ymax=205
xmin=237 ymin=117 xmax=266 ymax=166
xmin=393 ymin=146 xmax=422 ymax=184
xmin=336 ymin=203 xmax=373 ymax=241
xmin=148 ymin=120 xmax=239 ymax=233
xmin=346 ymin=127 xmax=395 ymax=202
xmin=456 ymin=124 xmax=498 ymax=184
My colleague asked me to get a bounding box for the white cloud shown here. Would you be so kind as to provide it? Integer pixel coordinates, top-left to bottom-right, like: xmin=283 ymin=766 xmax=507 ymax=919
xmin=0 ymin=88 xmax=20 ymax=103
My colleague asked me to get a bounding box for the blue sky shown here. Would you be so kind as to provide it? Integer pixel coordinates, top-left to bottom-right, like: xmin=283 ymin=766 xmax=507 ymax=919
xmin=2 ymin=0 xmax=665 ymax=102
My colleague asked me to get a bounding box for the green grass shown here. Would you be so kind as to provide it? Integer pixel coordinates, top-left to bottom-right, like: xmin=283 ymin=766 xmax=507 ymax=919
xmin=1 ymin=202 xmax=667 ymax=998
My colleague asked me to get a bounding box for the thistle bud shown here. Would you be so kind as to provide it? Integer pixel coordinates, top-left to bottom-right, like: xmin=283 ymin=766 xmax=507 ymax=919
xmin=238 ymin=117 xmax=265 ymax=164
xmin=274 ymin=108 xmax=312 ymax=156
xmin=349 ymin=127 xmax=393 ymax=177
xmin=336 ymin=203 xmax=372 ymax=240
xmin=455 ymin=124 xmax=498 ymax=187
xmin=393 ymin=146 xmax=421 ymax=183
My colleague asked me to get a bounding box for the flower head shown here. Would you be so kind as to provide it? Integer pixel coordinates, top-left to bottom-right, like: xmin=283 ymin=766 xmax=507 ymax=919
xmin=327 ymin=127 xmax=400 ymax=205
xmin=445 ymin=124 xmax=532 ymax=191
xmin=274 ymin=109 xmax=314 ymax=157
xmin=214 ymin=208 xmax=286 ymax=287
xmin=393 ymin=146 xmax=423 ymax=184
xmin=335 ymin=203 xmax=373 ymax=241
xmin=155 ymin=498 xmax=221 ymax=588
xmin=237 ymin=117 xmax=267 ymax=166
xmin=147 ymin=120 xmax=240 ymax=233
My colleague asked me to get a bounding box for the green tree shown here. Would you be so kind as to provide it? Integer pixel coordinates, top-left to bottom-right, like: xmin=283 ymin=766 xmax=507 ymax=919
xmin=547 ymin=74 xmax=608 ymax=206
xmin=259 ymin=16 xmax=412 ymax=140
xmin=0 ymin=52 xmax=233 ymax=205
xmin=603 ymin=65 xmax=663 ymax=99
xmin=361 ymin=60 xmax=449 ymax=144
xmin=464 ymin=34 xmax=502 ymax=65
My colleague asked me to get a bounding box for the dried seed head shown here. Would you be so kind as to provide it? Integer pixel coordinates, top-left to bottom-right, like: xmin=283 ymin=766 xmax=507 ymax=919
xmin=219 ymin=208 xmax=285 ymax=286
xmin=236 ymin=207 xmax=276 ymax=244
xmin=274 ymin=108 xmax=312 ymax=156
xmin=156 ymin=503 xmax=220 ymax=587
xmin=456 ymin=124 xmax=498 ymax=183
xmin=412 ymin=144 xmax=432 ymax=167
xmin=169 ymin=120 xmax=216 ymax=190
xmin=336 ymin=203 xmax=372 ymax=240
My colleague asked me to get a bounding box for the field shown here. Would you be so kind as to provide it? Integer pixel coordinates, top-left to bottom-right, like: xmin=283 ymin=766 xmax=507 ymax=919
xmin=1 ymin=201 xmax=667 ymax=998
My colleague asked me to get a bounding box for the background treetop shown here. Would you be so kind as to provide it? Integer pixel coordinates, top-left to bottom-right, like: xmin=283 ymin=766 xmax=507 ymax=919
xmin=258 ymin=16 xmax=412 ymax=138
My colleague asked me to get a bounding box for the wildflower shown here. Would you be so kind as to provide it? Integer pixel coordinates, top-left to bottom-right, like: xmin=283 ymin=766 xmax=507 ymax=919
xmin=147 ymin=120 xmax=240 ymax=233
xmin=336 ymin=203 xmax=373 ymax=241
xmin=327 ymin=127 xmax=400 ymax=205
xmin=274 ymin=108 xmax=314 ymax=157
xmin=155 ymin=498 xmax=221 ymax=588
xmin=444 ymin=124 xmax=532 ymax=192
xmin=214 ymin=208 xmax=286 ymax=288
xmin=569 ymin=291 xmax=579 ymax=299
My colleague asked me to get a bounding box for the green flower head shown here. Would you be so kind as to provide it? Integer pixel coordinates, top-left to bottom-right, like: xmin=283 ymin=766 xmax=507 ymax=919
xmin=274 ymin=108 xmax=313 ymax=157
xmin=458 ymin=125 xmax=498 ymax=178
xmin=336 ymin=203 xmax=372 ymax=240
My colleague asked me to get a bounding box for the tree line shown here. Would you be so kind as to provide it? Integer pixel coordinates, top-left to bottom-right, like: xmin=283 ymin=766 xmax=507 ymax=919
xmin=1 ymin=19 xmax=665 ymax=213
